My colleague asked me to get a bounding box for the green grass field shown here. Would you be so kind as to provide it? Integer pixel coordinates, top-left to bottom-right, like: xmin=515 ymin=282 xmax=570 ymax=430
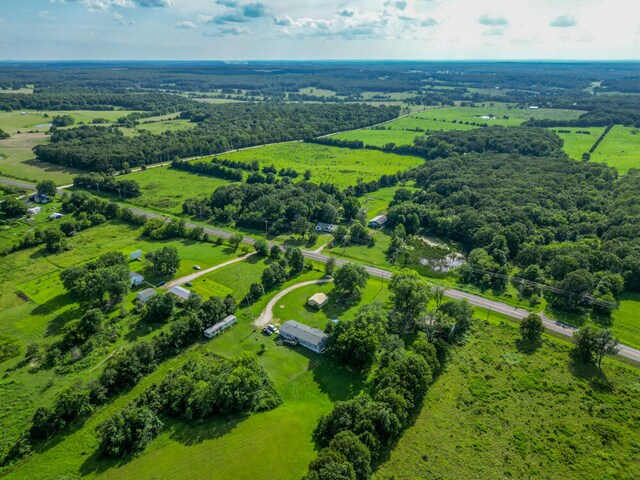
xmin=609 ymin=293 xmax=640 ymax=350
xmin=215 ymin=142 xmax=425 ymax=188
xmin=120 ymin=167 xmax=238 ymax=214
xmin=376 ymin=318 xmax=640 ymax=480
xmin=0 ymin=132 xmax=80 ymax=184
xmin=121 ymin=118 xmax=196 ymax=137
xmin=0 ymin=110 xmax=134 ymax=135
xmin=551 ymin=127 xmax=605 ymax=160
xmin=591 ymin=126 xmax=640 ymax=174
xmin=332 ymin=128 xmax=423 ymax=147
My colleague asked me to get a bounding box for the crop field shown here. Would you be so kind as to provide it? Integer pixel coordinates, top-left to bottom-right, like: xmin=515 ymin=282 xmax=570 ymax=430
xmin=217 ymin=142 xmax=425 ymax=187
xmin=590 ymin=126 xmax=640 ymax=174
xmin=551 ymin=127 xmax=604 ymax=160
xmin=120 ymin=167 xmax=238 ymax=214
xmin=332 ymin=128 xmax=423 ymax=147
xmin=377 ymin=318 xmax=640 ymax=480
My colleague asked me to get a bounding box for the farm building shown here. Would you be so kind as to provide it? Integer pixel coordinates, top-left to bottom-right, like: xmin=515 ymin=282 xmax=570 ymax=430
xmin=136 ymin=288 xmax=157 ymax=304
xmin=204 ymin=315 xmax=237 ymax=339
xmin=27 ymin=207 xmax=41 ymax=215
xmin=308 ymin=292 xmax=329 ymax=309
xmin=168 ymin=285 xmax=191 ymax=301
xmin=129 ymin=272 xmax=145 ymax=287
xmin=315 ymin=222 xmax=338 ymax=233
xmin=129 ymin=249 xmax=143 ymax=261
xmin=279 ymin=320 xmax=328 ymax=354
xmin=368 ymin=215 xmax=387 ymax=228
xmin=49 ymin=213 xmax=64 ymax=220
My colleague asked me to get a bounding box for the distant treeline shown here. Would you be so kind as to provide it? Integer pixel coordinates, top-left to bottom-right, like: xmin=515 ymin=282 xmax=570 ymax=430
xmin=0 ymin=92 xmax=193 ymax=113
xmin=524 ymin=95 xmax=640 ymax=127
xmin=171 ymin=159 xmax=244 ymax=182
xmin=34 ymin=103 xmax=400 ymax=171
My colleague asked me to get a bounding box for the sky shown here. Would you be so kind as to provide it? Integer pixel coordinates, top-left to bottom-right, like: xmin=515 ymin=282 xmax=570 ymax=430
xmin=0 ymin=0 xmax=639 ymax=60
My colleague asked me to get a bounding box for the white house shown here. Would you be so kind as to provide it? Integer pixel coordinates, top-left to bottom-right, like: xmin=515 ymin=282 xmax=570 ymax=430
xmin=136 ymin=288 xmax=157 ymax=304
xmin=307 ymin=292 xmax=329 ymax=309
xmin=204 ymin=315 xmax=237 ymax=339
xmin=279 ymin=320 xmax=329 ymax=354
xmin=168 ymin=285 xmax=191 ymax=301
xmin=315 ymin=222 xmax=338 ymax=234
xmin=129 ymin=271 xmax=145 ymax=287
xmin=129 ymin=249 xmax=143 ymax=261
xmin=49 ymin=213 xmax=64 ymax=220
xmin=368 ymin=215 xmax=387 ymax=228
xmin=27 ymin=207 xmax=41 ymax=215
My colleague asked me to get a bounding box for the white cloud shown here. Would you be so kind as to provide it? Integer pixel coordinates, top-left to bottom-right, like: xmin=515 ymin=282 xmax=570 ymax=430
xmin=175 ymin=20 xmax=197 ymax=29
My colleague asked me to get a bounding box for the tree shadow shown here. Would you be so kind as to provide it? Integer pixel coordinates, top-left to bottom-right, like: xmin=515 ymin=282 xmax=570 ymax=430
xmin=305 ymin=353 xmax=364 ymax=403
xmin=515 ymin=339 xmax=541 ymax=354
xmin=590 ymin=311 xmax=613 ymax=328
xmin=546 ymin=307 xmax=588 ymax=329
xmin=166 ymin=415 xmax=245 ymax=446
xmin=568 ymin=359 xmax=614 ymax=393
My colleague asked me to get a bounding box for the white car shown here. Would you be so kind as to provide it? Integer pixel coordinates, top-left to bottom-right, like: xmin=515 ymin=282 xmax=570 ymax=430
xmin=193 ymin=265 xmax=201 ymax=270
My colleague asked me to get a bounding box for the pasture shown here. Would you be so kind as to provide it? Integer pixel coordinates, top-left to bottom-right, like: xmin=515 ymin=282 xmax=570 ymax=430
xmin=0 ymin=110 xmax=134 ymax=135
xmin=121 ymin=118 xmax=196 ymax=137
xmin=332 ymin=128 xmax=423 ymax=147
xmin=217 ymin=142 xmax=424 ymax=188
xmin=551 ymin=127 xmax=604 ymax=160
xmin=376 ymin=318 xmax=640 ymax=480
xmin=591 ymin=125 xmax=640 ymax=174
xmin=121 ymin=166 xmax=238 ymax=214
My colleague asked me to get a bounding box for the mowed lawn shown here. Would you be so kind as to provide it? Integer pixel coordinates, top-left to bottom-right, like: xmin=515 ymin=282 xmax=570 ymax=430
xmin=215 ymin=142 xmax=425 ymax=187
xmin=591 ymin=125 xmax=640 ymax=174
xmin=376 ymin=318 xmax=640 ymax=480
xmin=121 ymin=167 xmax=238 ymax=214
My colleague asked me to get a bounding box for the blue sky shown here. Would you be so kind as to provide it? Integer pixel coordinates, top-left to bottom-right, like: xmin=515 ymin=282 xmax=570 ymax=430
xmin=0 ymin=0 xmax=639 ymax=60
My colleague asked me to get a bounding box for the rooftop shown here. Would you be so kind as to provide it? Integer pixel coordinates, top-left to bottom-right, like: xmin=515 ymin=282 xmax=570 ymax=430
xmin=136 ymin=288 xmax=157 ymax=302
xmin=280 ymin=320 xmax=328 ymax=347
xmin=168 ymin=285 xmax=191 ymax=300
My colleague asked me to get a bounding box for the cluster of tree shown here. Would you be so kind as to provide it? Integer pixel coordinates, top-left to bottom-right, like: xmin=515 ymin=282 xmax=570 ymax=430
xmin=307 ymin=270 xmax=475 ymax=479
xmin=145 ymin=246 xmax=180 ymax=276
xmin=34 ymin=103 xmax=399 ymax=171
xmin=0 ymin=128 xmax=9 ymax=139
xmin=51 ymin=114 xmax=75 ymax=127
xmin=386 ymin=153 xmax=639 ymax=313
xmin=245 ymin=246 xmax=306 ymax=304
xmin=98 ymin=353 xmax=281 ymax=458
xmin=73 ymin=173 xmax=141 ymax=198
xmin=306 ymin=137 xmax=365 ymax=150
xmin=212 ymin=157 xmax=260 ymax=171
xmin=0 ymin=198 xmax=27 ymax=218
xmin=60 ymin=251 xmax=130 ymax=306
xmin=171 ymin=159 xmax=244 ymax=182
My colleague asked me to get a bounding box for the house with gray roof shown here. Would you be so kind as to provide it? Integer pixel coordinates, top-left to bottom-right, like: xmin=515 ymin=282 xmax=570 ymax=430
xmin=136 ymin=288 xmax=157 ymax=304
xmin=168 ymin=285 xmax=191 ymax=301
xmin=204 ymin=315 xmax=237 ymax=339
xmin=279 ymin=320 xmax=328 ymax=354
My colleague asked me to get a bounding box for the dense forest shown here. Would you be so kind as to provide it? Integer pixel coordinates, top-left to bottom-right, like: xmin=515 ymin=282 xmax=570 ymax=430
xmin=34 ymin=103 xmax=399 ymax=171
xmin=386 ymin=154 xmax=639 ymax=313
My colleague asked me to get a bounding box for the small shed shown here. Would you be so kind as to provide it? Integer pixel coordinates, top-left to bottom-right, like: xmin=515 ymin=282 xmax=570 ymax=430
xmin=27 ymin=206 xmax=41 ymax=215
xmin=204 ymin=315 xmax=237 ymax=339
xmin=129 ymin=271 xmax=145 ymax=287
xmin=136 ymin=288 xmax=157 ymax=304
xmin=129 ymin=249 xmax=143 ymax=261
xmin=308 ymin=292 xmax=329 ymax=309
xmin=168 ymin=285 xmax=191 ymax=301
xmin=49 ymin=212 xmax=64 ymax=220
xmin=368 ymin=215 xmax=387 ymax=228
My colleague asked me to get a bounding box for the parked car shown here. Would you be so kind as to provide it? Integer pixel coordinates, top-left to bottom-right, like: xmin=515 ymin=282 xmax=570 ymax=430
xmin=267 ymin=325 xmax=277 ymax=333
xmin=156 ymin=280 xmax=165 ymax=287
xmin=262 ymin=327 xmax=272 ymax=335
xmin=193 ymin=265 xmax=201 ymax=270
xmin=185 ymin=281 xmax=193 ymax=287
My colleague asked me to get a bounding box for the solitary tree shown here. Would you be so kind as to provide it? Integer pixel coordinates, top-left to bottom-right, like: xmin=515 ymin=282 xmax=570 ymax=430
xmin=254 ymin=238 xmax=269 ymax=257
xmin=593 ymin=329 xmax=620 ymax=369
xmin=36 ymin=179 xmax=57 ymax=197
xmin=389 ymin=269 xmax=431 ymax=334
xmin=325 ymin=257 xmax=336 ymax=277
xmin=229 ymin=232 xmax=244 ymax=249
xmin=333 ymin=263 xmax=369 ymax=300
xmin=520 ymin=313 xmax=544 ymax=344
xmin=146 ymin=246 xmax=180 ymax=276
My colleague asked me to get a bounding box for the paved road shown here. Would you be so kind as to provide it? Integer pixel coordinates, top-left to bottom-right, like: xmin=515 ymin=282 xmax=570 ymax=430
xmin=0 ymin=177 xmax=38 ymax=191
xmin=125 ymin=207 xmax=640 ymax=364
